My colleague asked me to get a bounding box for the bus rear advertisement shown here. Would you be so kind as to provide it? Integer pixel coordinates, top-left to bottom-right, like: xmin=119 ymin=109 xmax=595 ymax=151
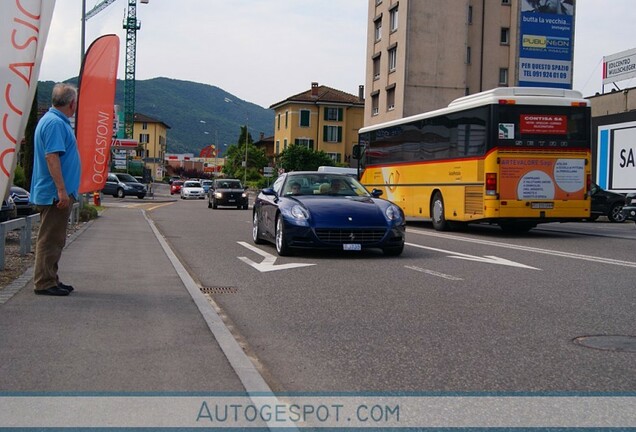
xmin=355 ymin=87 xmax=592 ymax=232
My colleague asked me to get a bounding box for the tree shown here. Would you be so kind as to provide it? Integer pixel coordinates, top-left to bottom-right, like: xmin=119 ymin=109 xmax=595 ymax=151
xmin=278 ymin=144 xmax=334 ymax=172
xmin=222 ymin=126 xmax=267 ymax=182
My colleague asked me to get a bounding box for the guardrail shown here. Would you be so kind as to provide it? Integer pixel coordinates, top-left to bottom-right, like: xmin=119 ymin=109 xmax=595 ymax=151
xmin=0 ymin=202 xmax=80 ymax=271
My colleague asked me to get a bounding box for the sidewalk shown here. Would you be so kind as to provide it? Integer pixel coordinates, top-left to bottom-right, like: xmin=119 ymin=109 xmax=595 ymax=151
xmin=0 ymin=205 xmax=246 ymax=392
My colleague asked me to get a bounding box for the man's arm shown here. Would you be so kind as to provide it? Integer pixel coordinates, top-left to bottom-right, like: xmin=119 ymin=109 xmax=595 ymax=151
xmin=45 ymin=152 xmax=70 ymax=209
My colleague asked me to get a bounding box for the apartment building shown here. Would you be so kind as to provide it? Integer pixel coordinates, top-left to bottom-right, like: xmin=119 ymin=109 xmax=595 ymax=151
xmin=269 ymin=82 xmax=365 ymax=164
xmin=132 ymin=113 xmax=170 ymax=180
xmin=365 ymin=0 xmax=574 ymax=126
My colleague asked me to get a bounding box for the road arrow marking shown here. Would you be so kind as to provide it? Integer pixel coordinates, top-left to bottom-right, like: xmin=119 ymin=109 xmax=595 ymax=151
xmin=237 ymin=241 xmax=316 ymax=272
xmin=405 ymin=265 xmax=464 ymax=280
xmin=406 ymin=242 xmax=540 ymax=270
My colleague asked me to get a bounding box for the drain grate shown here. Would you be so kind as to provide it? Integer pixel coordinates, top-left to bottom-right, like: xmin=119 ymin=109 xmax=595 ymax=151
xmin=573 ymin=335 xmax=636 ymax=353
xmin=200 ymin=286 xmax=238 ymax=294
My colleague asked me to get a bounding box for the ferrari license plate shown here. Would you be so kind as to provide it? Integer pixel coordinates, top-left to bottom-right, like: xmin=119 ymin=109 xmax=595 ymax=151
xmin=343 ymin=243 xmax=361 ymax=251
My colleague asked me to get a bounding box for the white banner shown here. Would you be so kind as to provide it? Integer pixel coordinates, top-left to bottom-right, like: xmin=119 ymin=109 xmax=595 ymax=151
xmin=0 ymin=395 xmax=635 ymax=428
xmin=0 ymin=0 xmax=56 ymax=200
xmin=603 ymin=47 xmax=636 ymax=85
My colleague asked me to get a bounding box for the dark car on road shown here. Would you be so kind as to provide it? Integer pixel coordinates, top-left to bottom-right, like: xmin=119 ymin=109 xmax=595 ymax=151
xmin=0 ymin=196 xmax=17 ymax=222
xmin=208 ymin=179 xmax=249 ymax=209
xmin=252 ymin=172 xmax=406 ymax=256
xmin=622 ymin=193 xmax=636 ymax=224
xmin=102 ymin=173 xmax=147 ymax=199
xmin=9 ymin=185 xmax=35 ymax=216
xmin=589 ymin=183 xmax=625 ymax=222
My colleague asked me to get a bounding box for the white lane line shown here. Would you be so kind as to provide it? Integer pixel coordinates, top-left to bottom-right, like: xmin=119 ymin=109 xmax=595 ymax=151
xmin=143 ymin=211 xmax=298 ymax=431
xmin=405 ymin=265 xmax=464 ymax=280
xmin=407 ymin=228 xmax=636 ymax=269
xmin=237 ymin=241 xmax=315 ymax=272
xmin=406 ymin=242 xmax=540 ymax=270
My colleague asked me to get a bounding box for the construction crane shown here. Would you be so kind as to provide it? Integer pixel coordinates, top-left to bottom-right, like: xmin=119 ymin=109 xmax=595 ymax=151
xmin=84 ymin=0 xmax=148 ymax=139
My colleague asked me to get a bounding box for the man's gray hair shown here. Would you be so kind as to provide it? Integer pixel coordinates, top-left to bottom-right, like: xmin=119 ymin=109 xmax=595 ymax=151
xmin=51 ymin=83 xmax=77 ymax=108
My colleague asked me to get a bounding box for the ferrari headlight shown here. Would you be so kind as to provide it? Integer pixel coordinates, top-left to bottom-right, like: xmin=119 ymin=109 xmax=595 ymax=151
xmin=281 ymin=204 xmax=309 ymax=226
xmin=385 ymin=204 xmax=402 ymax=221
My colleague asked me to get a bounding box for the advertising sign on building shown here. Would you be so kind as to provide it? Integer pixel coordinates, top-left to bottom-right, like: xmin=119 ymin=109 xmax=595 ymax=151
xmin=596 ymin=121 xmax=636 ymax=192
xmin=602 ymin=48 xmax=636 ymax=85
xmin=517 ymin=0 xmax=575 ymax=89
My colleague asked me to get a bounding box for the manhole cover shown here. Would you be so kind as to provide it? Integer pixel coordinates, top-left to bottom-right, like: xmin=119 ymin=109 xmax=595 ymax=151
xmin=200 ymin=286 xmax=238 ymax=294
xmin=573 ymin=335 xmax=636 ymax=353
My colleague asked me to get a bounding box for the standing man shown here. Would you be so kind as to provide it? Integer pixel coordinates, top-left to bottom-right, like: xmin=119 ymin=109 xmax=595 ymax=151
xmin=30 ymin=83 xmax=81 ymax=296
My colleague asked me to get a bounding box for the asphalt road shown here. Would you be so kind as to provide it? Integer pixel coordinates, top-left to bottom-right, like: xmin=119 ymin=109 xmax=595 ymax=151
xmin=132 ymin=185 xmax=636 ymax=393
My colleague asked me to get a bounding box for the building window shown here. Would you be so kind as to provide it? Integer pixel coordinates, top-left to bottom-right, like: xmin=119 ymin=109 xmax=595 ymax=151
xmin=139 ymin=133 xmax=149 ymax=143
xmin=371 ymin=93 xmax=379 ymax=116
xmin=277 ymin=113 xmax=281 ymax=130
xmin=501 ymin=0 xmax=510 ymax=4
xmin=374 ymin=17 xmax=382 ymax=41
xmin=142 ymin=122 xmax=148 ymax=130
xmin=387 ymin=87 xmax=395 ymax=111
xmin=388 ymin=46 xmax=397 ymax=72
xmin=300 ymin=109 xmax=310 ymax=127
xmin=500 ymin=27 xmax=510 ymax=45
xmin=466 ymin=46 xmax=471 ymax=64
xmin=373 ymin=55 xmax=381 ymax=80
xmin=468 ymin=5 xmax=473 ymax=24
xmin=275 ymin=140 xmax=280 ymax=154
xmin=284 ymin=138 xmax=288 ymax=150
xmin=499 ymin=68 xmax=509 ymax=85
xmin=323 ymin=125 xmax=342 ymax=143
xmin=324 ymin=107 xmax=343 ymax=122
xmin=389 ymin=6 xmax=398 ymax=32
xmin=285 ymin=111 xmax=288 ymax=129
xmin=295 ymin=138 xmax=314 ymax=150
xmin=327 ymin=152 xmax=342 ymax=163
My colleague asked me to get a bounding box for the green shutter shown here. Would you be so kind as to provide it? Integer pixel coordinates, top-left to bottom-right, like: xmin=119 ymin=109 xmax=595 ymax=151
xmin=337 ymin=126 xmax=342 ymax=142
xmin=338 ymin=108 xmax=343 ymax=121
xmin=324 ymin=107 xmax=328 ymax=120
xmin=323 ymin=125 xmax=328 ymax=141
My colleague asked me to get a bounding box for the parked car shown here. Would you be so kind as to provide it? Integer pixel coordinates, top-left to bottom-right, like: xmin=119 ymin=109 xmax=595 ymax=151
xmin=102 ymin=173 xmax=147 ymax=199
xmin=9 ymin=185 xmax=35 ymax=216
xmin=252 ymin=172 xmax=406 ymax=256
xmin=180 ymin=180 xmax=205 ymax=199
xmin=208 ymin=179 xmax=249 ymax=209
xmin=0 ymin=196 xmax=17 ymax=222
xmin=622 ymin=193 xmax=636 ymax=223
xmin=589 ymin=183 xmax=625 ymax=222
xmin=201 ymin=179 xmax=213 ymax=195
xmin=170 ymin=180 xmax=184 ymax=195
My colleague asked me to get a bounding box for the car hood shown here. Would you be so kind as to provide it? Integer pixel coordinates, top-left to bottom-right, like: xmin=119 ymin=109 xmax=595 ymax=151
xmin=294 ymin=196 xmax=388 ymax=226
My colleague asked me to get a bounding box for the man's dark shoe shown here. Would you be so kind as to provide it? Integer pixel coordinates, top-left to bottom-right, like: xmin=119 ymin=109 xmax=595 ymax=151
xmin=34 ymin=286 xmax=70 ymax=296
xmin=57 ymin=282 xmax=74 ymax=293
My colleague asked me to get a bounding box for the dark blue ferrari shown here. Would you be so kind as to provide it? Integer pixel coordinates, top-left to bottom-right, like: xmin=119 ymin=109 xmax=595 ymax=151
xmin=252 ymin=172 xmax=406 ymax=256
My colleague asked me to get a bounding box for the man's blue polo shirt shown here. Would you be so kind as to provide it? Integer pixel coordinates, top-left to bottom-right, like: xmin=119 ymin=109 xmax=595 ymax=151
xmin=30 ymin=108 xmax=81 ymax=205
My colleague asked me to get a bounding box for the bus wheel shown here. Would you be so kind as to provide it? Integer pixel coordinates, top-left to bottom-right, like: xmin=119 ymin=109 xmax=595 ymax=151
xmin=431 ymin=192 xmax=449 ymax=231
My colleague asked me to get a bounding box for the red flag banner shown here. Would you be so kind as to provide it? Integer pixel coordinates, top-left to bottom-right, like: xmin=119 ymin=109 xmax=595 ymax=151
xmin=76 ymin=34 xmax=119 ymax=194
xmin=0 ymin=0 xmax=56 ymax=199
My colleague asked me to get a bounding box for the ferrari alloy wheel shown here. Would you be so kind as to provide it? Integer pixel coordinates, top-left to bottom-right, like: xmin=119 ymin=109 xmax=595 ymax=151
xmin=275 ymin=216 xmax=292 ymax=256
xmin=252 ymin=212 xmax=265 ymax=244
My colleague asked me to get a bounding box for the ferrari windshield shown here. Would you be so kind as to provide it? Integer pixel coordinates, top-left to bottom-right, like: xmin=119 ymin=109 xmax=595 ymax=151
xmin=282 ymin=174 xmax=369 ymax=197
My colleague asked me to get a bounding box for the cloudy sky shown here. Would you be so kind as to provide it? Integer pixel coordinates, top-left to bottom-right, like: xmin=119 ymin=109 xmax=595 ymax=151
xmin=39 ymin=0 xmax=636 ymax=108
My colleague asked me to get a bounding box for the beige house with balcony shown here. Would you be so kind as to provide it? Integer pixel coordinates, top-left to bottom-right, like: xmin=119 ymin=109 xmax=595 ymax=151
xmin=269 ymin=82 xmax=365 ymax=165
xmin=133 ymin=113 xmax=170 ymax=180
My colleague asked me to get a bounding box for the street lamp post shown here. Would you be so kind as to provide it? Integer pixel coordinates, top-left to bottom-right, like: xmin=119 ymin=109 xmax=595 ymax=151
xmin=244 ymin=121 xmax=248 ymax=185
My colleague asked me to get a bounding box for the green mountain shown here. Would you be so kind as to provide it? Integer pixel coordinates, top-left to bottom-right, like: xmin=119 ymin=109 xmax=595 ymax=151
xmin=37 ymin=77 xmax=275 ymax=155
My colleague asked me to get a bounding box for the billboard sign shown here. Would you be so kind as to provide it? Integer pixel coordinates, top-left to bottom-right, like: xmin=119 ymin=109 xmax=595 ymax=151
xmin=603 ymin=48 xmax=636 ymax=85
xmin=518 ymin=0 xmax=575 ymax=89
xmin=596 ymin=121 xmax=636 ymax=192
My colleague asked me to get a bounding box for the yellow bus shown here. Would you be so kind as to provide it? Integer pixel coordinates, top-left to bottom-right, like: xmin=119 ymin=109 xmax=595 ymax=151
xmin=356 ymin=87 xmax=591 ymax=232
